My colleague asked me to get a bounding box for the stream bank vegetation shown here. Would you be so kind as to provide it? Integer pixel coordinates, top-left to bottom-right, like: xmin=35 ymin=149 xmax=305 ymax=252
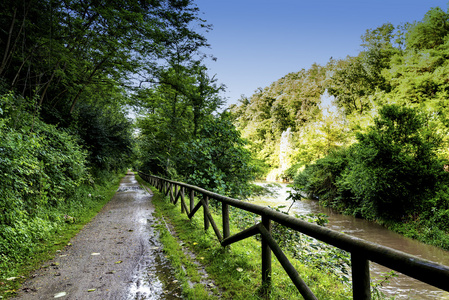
xmin=229 ymin=5 xmax=449 ymax=251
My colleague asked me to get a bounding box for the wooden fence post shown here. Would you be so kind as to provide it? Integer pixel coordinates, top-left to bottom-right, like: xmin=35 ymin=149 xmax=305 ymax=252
xmin=190 ymin=189 xmax=194 ymax=213
xmin=222 ymin=203 xmax=230 ymax=240
xmin=204 ymin=195 xmax=209 ymax=231
xmin=351 ymin=253 xmax=371 ymax=300
xmin=261 ymin=215 xmax=272 ymax=297
xmin=173 ymin=184 xmax=178 ymax=203
xmin=181 ymin=187 xmax=185 ymax=213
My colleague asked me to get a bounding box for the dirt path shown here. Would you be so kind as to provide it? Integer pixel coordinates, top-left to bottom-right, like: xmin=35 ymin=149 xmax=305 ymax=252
xmin=14 ymin=172 xmax=183 ymax=300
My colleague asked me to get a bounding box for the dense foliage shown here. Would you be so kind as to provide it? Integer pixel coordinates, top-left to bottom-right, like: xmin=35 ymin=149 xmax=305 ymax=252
xmin=135 ymin=63 xmax=256 ymax=198
xmin=0 ymin=0 xmax=210 ymax=172
xmin=179 ymin=115 xmax=254 ymax=197
xmin=230 ymin=64 xmax=328 ymax=172
xmin=0 ymin=92 xmax=87 ymax=276
xmin=296 ymin=105 xmax=446 ymax=220
xmin=0 ymin=0 xmax=238 ymax=288
xmin=230 ymin=6 xmax=449 ymax=247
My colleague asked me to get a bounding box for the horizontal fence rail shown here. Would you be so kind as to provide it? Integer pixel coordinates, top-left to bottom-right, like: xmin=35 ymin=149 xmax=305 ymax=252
xmin=138 ymin=171 xmax=449 ymax=300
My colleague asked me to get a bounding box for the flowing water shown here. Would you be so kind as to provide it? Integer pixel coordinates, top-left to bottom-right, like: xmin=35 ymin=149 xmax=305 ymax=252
xmin=251 ymin=182 xmax=449 ymax=299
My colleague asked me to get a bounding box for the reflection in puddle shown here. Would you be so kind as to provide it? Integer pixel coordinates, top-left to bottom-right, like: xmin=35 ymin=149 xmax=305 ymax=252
xmin=126 ymin=187 xmax=183 ymax=300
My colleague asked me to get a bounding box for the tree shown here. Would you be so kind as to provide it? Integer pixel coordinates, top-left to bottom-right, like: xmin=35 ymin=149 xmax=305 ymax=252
xmin=327 ymin=56 xmax=374 ymax=115
xmin=179 ymin=114 xmax=254 ymax=198
xmin=405 ymin=7 xmax=449 ymax=50
xmin=136 ymin=59 xmax=227 ymax=176
xmin=186 ymin=65 xmax=225 ymax=137
xmin=327 ymin=23 xmax=402 ymax=116
xmin=360 ymin=23 xmax=400 ymax=92
xmin=291 ymin=107 xmax=349 ymax=168
xmin=0 ymin=0 xmax=208 ymax=116
xmin=0 ymin=0 xmax=211 ymax=172
xmin=339 ymin=104 xmax=441 ymax=219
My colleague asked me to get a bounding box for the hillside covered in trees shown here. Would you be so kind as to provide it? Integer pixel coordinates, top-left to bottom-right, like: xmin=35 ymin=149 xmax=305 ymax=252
xmin=230 ymin=6 xmax=449 ymax=248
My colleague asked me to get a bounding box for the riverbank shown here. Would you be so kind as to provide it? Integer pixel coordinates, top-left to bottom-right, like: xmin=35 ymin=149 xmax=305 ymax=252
xmin=382 ymin=214 xmax=449 ymax=251
xmin=251 ymin=182 xmax=449 ymax=299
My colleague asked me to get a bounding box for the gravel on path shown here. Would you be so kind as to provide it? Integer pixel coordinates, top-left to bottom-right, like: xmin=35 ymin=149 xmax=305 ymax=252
xmin=14 ymin=171 xmax=183 ymax=300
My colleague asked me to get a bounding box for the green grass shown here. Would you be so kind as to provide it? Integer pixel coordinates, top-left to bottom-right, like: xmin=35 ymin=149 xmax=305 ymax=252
xmin=0 ymin=171 xmax=125 ymax=299
xmin=136 ymin=175 xmax=352 ymax=299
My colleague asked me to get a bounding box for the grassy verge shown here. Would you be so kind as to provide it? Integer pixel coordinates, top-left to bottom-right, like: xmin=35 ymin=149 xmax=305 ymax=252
xmin=136 ymin=175 xmax=352 ymax=299
xmin=0 ymin=171 xmax=125 ymax=299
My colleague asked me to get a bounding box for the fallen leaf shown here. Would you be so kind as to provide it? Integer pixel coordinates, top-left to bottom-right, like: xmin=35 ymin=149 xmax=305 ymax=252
xmin=115 ymin=261 xmax=123 ymax=264
xmin=59 ymin=255 xmax=67 ymax=257
xmin=87 ymin=289 xmax=96 ymax=292
xmin=199 ymin=257 xmax=204 ymax=260
xmin=193 ymin=242 xmax=198 ymax=245
xmin=236 ymin=267 xmax=243 ymax=272
xmin=51 ymin=262 xmax=60 ymax=266
xmin=6 ymin=277 xmax=18 ymax=281
xmin=150 ymin=247 xmax=159 ymax=250
xmin=54 ymin=291 xmax=67 ymax=298
xmin=172 ymin=280 xmax=178 ymax=283
xmin=67 ymin=243 xmax=72 ymax=246
xmin=91 ymin=253 xmax=100 ymax=256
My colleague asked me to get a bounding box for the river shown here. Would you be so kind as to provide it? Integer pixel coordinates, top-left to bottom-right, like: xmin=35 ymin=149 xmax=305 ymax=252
xmin=251 ymin=182 xmax=449 ymax=299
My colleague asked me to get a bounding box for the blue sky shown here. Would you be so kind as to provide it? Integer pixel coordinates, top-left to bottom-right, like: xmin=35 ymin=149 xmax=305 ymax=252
xmin=194 ymin=0 xmax=449 ymax=106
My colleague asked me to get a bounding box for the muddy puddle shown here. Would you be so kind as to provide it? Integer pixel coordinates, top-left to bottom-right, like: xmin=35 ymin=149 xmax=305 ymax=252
xmin=124 ymin=175 xmax=183 ymax=299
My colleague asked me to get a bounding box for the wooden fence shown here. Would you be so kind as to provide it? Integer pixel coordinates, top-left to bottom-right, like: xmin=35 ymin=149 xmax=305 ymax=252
xmin=138 ymin=171 xmax=449 ymax=299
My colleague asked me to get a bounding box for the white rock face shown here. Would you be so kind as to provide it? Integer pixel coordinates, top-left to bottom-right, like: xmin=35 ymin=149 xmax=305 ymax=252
xmin=279 ymin=127 xmax=292 ymax=172
xmin=266 ymin=127 xmax=292 ymax=181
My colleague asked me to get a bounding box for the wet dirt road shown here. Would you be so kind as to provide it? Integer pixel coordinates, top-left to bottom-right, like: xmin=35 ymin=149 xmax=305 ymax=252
xmin=14 ymin=172 xmax=182 ymax=300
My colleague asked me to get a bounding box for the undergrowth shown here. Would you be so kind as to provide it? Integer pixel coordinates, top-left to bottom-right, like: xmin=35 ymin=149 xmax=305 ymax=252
xmin=0 ymin=170 xmax=124 ymax=299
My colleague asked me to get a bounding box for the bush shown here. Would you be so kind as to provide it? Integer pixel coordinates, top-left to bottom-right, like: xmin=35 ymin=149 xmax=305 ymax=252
xmin=294 ymin=104 xmax=445 ymax=221
xmin=339 ymin=105 xmax=441 ymax=219
xmin=0 ymin=92 xmax=90 ymax=276
xmin=0 ymin=93 xmax=88 ymax=222
xmin=179 ymin=115 xmax=255 ymax=198
xmin=293 ymin=147 xmax=350 ymax=206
